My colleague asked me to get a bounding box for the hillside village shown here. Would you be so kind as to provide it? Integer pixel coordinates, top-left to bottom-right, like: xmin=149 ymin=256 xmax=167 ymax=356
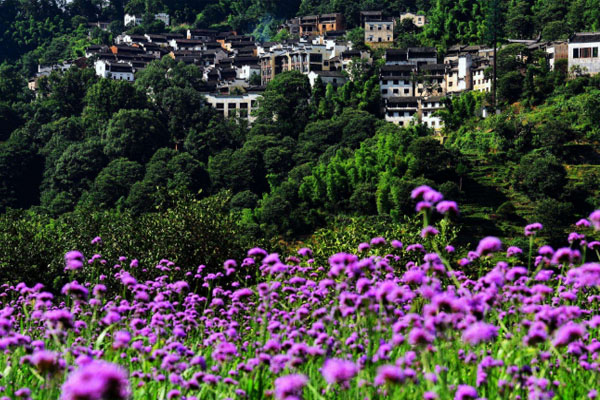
xmin=27 ymin=10 xmax=600 ymax=132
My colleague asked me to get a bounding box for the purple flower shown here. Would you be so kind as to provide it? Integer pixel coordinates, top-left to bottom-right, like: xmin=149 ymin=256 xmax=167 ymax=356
xmin=61 ymin=360 xmax=130 ymax=400
xmin=476 ymin=237 xmax=502 ymax=256
xmin=416 ymin=201 xmax=433 ymax=212
xmin=61 ymin=281 xmax=89 ymax=300
xmin=274 ymin=374 xmax=308 ymax=400
xmin=436 ymin=201 xmax=459 ymax=215
xmin=411 ymin=185 xmax=433 ymax=200
xmin=248 ymin=247 xmax=268 ymax=257
xmin=408 ymin=328 xmax=434 ymax=346
xmin=421 ymin=226 xmax=439 ymax=239
xmin=391 ymin=240 xmax=403 ymax=249
xmin=551 ymin=248 xmax=579 ymax=265
xmin=374 ymin=365 xmax=406 ymax=386
xmin=321 ymin=359 xmax=358 ymax=385
xmin=423 ymin=189 xmax=443 ymax=203
xmin=65 ymin=251 xmax=85 ymax=271
xmin=91 ymin=237 xmax=102 ymax=245
xmin=297 ymin=248 xmax=312 ymax=257
xmin=553 ymin=323 xmax=585 ymax=347
xmin=370 ymin=237 xmax=386 ymax=246
xmin=455 ymin=384 xmax=478 ymax=400
xmin=358 ymin=243 xmax=370 ymax=252
xmin=31 ymin=351 xmax=62 ymax=375
xmin=462 ymin=322 xmax=498 ymax=345
xmin=506 ymin=246 xmax=522 ymax=257
xmin=589 ymin=210 xmax=600 ymax=230
xmin=15 ymin=388 xmax=31 ymax=398
xmin=576 ymin=219 xmax=591 ymax=228
xmin=538 ymin=245 xmax=554 ymax=256
xmin=524 ymin=223 xmax=543 ymax=236
xmin=113 ymin=331 xmax=131 ymax=349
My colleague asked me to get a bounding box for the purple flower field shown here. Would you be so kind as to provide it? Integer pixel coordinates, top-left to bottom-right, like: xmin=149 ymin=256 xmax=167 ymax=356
xmin=1 ymin=186 xmax=600 ymax=399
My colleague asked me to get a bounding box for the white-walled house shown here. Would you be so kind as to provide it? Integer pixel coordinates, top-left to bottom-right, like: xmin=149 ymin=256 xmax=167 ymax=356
xmin=236 ymin=64 xmax=261 ymax=80
xmin=124 ymin=13 xmax=170 ymax=27
xmin=203 ymin=93 xmax=262 ymax=123
xmin=307 ymin=70 xmax=348 ymax=88
xmin=124 ymin=14 xmax=142 ymax=27
xmin=421 ymin=96 xmax=444 ymax=131
xmin=95 ymin=60 xmax=135 ymax=81
xmin=568 ymin=32 xmax=600 ymax=75
xmin=384 ymin=97 xmax=419 ymax=126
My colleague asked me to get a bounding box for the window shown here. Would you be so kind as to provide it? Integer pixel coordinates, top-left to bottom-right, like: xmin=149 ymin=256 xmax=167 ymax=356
xmin=394 ymin=80 xmax=399 ymax=85
xmin=240 ymin=103 xmax=248 ymax=109
xmin=404 ymin=89 xmax=410 ymax=94
xmin=393 ymin=89 xmax=399 ymax=94
xmin=595 ymin=47 xmax=599 ymax=58
xmin=581 ymin=48 xmax=591 ymax=58
xmin=381 ymin=89 xmax=388 ymax=94
xmin=573 ymin=48 xmax=579 ymax=58
xmin=216 ymin=103 xmax=224 ymax=109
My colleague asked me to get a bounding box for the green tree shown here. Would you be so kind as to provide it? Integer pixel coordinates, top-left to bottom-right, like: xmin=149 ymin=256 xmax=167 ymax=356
xmin=81 ymin=158 xmax=144 ymax=209
xmin=102 ymin=109 xmax=168 ymax=163
xmin=255 ymin=71 xmax=311 ymax=138
xmin=83 ymin=79 xmax=148 ymax=131
xmin=514 ymin=152 xmax=567 ymax=200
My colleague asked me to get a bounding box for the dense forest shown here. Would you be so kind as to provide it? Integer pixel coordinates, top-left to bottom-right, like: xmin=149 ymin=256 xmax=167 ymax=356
xmin=0 ymin=0 xmax=600 ymax=287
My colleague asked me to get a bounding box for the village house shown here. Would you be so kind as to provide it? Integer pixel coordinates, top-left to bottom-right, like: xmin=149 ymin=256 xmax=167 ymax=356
xmin=203 ymin=92 xmax=262 ymax=122
xmin=384 ymin=97 xmax=419 ymax=126
xmin=95 ymin=60 xmax=135 ymax=81
xmin=365 ymin=19 xmax=394 ymax=48
xmin=421 ymin=96 xmax=444 ymax=131
xmin=380 ymin=65 xmax=415 ymax=98
xmin=281 ymin=13 xmax=345 ymax=37
xmin=307 ymin=70 xmax=348 ymax=88
xmin=399 ymin=12 xmax=427 ymax=27
xmin=124 ymin=13 xmax=170 ymax=27
xmin=568 ymin=32 xmax=600 ymax=75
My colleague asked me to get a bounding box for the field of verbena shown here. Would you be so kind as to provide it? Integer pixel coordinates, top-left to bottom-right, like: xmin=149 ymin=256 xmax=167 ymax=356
xmin=1 ymin=186 xmax=600 ymax=400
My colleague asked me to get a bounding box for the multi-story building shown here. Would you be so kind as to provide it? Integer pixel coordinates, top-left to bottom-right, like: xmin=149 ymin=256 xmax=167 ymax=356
xmin=472 ymin=64 xmax=491 ymax=93
xmin=568 ymin=32 xmax=600 ymax=75
xmin=259 ymin=44 xmax=333 ymax=85
xmin=281 ymin=14 xmax=345 ymax=37
xmin=384 ymin=97 xmax=419 ymax=126
xmin=380 ymin=65 xmax=414 ymax=98
xmin=415 ymin=63 xmax=446 ymax=96
xmin=421 ymin=96 xmax=444 ymax=131
xmin=203 ymin=92 xmax=262 ymax=122
xmin=365 ymin=20 xmax=394 ymax=48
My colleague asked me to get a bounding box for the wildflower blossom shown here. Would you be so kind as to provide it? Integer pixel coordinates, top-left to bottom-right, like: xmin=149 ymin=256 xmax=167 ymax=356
xmin=274 ymin=374 xmax=308 ymax=400
xmin=321 ymin=359 xmax=358 ymax=385
xmin=61 ymin=360 xmax=130 ymax=400
xmin=525 ymin=223 xmax=543 ymax=236
xmin=476 ymin=237 xmax=502 ymax=256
